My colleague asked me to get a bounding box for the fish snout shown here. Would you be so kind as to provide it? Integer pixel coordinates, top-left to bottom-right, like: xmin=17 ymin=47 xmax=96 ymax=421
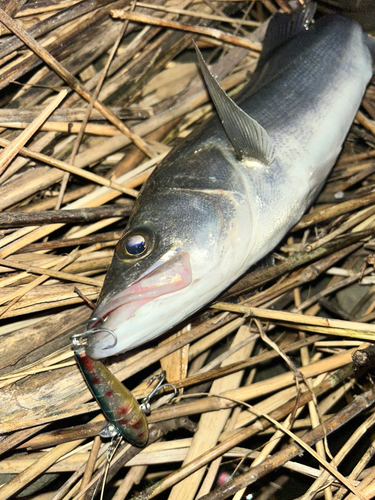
xmin=86 ymin=251 xmax=193 ymax=359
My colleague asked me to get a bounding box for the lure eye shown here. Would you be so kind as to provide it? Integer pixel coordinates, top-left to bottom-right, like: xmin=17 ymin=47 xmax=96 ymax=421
xmin=125 ymin=235 xmax=147 ymax=256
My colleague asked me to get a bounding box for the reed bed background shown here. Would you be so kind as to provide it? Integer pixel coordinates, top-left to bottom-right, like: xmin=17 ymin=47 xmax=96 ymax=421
xmin=0 ymin=0 xmax=374 ymax=499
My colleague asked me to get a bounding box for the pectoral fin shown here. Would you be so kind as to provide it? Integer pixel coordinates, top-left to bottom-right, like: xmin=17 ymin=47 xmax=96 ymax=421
xmin=195 ymin=43 xmax=273 ymax=165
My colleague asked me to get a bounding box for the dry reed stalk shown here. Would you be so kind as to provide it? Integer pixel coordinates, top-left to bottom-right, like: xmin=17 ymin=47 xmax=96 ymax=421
xmin=0 ymin=107 xmax=150 ymax=123
xmin=0 ymin=205 xmax=132 ymax=228
xmin=293 ymin=191 xmax=375 ymax=231
xmin=0 ymin=438 xmax=87 ymax=500
xmin=111 ymin=465 xmax=148 ymax=500
xmin=0 ymin=2 xmax=373 ymax=499
xmin=356 ymin=110 xmax=375 ymax=136
xmin=79 ymin=436 xmax=101 ymax=500
xmin=0 ymin=136 xmax=139 ymax=197
xmin=147 ymin=365 xmax=354 ymax=499
xmin=197 ymin=326 xmax=257 ymax=497
xmin=0 ymin=152 xmax=166 ymax=258
xmin=300 ymin=411 xmax=375 ymax=500
xmin=0 ymin=258 xmax=104 ymax=287
xmin=0 ymin=249 xmax=81 ymax=310
xmin=167 ymin=325 xmax=255 ymax=500
xmin=333 ymin=441 xmax=375 ymax=500
xmin=0 ymin=121 xmax=120 ymax=135
xmin=160 ymin=326 xmax=190 ymax=392
xmin=0 ymin=9 xmax=156 ymax=158
xmin=338 ymin=148 xmax=375 ymax=165
xmin=0 ymin=283 xmax=100 ymax=318
xmin=134 ymin=3 xmax=261 ymax=27
xmin=0 ymin=89 xmax=68 ymax=175
xmin=0 ymin=442 xmax=323 ymax=474
xmin=196 ymin=390 xmax=375 ymax=500
xmin=291 ymin=249 xmax=333 ymax=500
xmin=211 ymin=303 xmax=375 ymax=340
xmin=111 ymin=10 xmax=262 ymax=51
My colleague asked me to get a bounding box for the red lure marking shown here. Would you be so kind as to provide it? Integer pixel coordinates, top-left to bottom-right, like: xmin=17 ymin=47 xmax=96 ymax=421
xmin=118 ymin=405 xmax=131 ymax=415
xmin=105 ymin=390 xmax=114 ymax=397
xmin=131 ymin=418 xmax=143 ymax=429
xmin=119 ymin=418 xmax=129 ymax=425
xmin=137 ymin=432 xmax=145 ymax=440
xmin=80 ymin=353 xmax=95 ymax=372
xmin=92 ymin=375 xmax=100 ymax=385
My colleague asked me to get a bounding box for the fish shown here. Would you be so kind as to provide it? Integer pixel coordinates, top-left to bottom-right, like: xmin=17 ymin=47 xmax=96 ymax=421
xmin=86 ymin=3 xmax=375 ymax=359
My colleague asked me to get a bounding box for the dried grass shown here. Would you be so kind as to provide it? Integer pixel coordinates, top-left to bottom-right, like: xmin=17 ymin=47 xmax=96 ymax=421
xmin=0 ymin=1 xmax=374 ymax=500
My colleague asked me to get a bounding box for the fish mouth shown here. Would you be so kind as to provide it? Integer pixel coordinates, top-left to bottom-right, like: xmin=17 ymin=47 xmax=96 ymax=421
xmin=86 ymin=251 xmax=192 ymax=356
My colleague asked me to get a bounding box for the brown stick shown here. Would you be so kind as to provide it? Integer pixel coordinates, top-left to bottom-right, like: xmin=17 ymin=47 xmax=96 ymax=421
xmin=337 ymin=148 xmax=375 ymax=165
xmin=211 ymin=302 xmax=375 ymax=340
xmin=329 ymin=162 xmax=375 ymax=194
xmin=293 ymin=190 xmax=375 ymax=232
xmin=0 ymin=121 xmax=119 ymax=136
xmin=0 ymin=258 xmax=103 ymax=287
xmin=110 ymin=10 xmax=262 ymax=51
xmin=13 ymin=231 xmax=122 ymax=254
xmin=0 ymin=204 xmax=132 ymax=228
xmin=157 ymin=334 xmax=322 ymax=394
xmin=17 ymin=185 xmax=94 ymax=212
xmin=356 ymin=111 xmax=375 ymax=137
xmin=80 ymin=436 xmax=102 ymax=500
xmin=133 ymin=3 xmax=260 ymax=27
xmin=0 ymin=107 xmax=150 ymax=122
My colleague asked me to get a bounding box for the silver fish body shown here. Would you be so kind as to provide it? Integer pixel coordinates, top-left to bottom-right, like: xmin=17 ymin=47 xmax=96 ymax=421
xmin=87 ymin=9 xmax=374 ymax=359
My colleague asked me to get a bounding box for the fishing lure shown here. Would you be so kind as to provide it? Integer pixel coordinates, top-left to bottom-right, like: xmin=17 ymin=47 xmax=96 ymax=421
xmin=71 ymin=317 xmax=177 ymax=447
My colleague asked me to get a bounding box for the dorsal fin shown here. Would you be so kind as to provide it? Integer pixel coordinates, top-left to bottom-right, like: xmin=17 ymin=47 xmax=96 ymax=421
xmin=195 ymin=43 xmax=273 ymax=165
xmin=258 ymin=2 xmax=316 ymax=68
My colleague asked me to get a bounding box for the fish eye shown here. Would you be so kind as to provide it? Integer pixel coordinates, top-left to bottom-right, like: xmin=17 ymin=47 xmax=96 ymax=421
xmin=125 ymin=235 xmax=147 ymax=256
xmin=116 ymin=227 xmax=158 ymax=260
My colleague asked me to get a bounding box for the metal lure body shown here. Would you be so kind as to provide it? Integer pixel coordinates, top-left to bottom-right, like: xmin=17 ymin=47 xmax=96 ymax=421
xmin=73 ymin=342 xmax=148 ymax=446
xmin=86 ymin=5 xmax=375 ymax=359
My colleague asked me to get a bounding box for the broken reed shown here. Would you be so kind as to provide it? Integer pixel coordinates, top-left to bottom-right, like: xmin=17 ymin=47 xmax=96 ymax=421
xmin=0 ymin=1 xmax=374 ymax=500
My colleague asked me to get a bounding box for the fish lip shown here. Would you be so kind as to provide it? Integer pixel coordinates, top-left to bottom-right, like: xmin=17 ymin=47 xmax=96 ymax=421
xmin=87 ymin=250 xmax=192 ymax=353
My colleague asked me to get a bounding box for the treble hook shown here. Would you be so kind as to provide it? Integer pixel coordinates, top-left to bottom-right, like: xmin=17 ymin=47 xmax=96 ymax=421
xmin=71 ymin=316 xmax=117 ymax=349
xmin=140 ymin=370 xmax=178 ymax=415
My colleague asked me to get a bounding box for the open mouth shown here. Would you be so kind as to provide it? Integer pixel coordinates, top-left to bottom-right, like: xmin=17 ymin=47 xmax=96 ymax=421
xmin=93 ymin=250 xmax=192 ymax=331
